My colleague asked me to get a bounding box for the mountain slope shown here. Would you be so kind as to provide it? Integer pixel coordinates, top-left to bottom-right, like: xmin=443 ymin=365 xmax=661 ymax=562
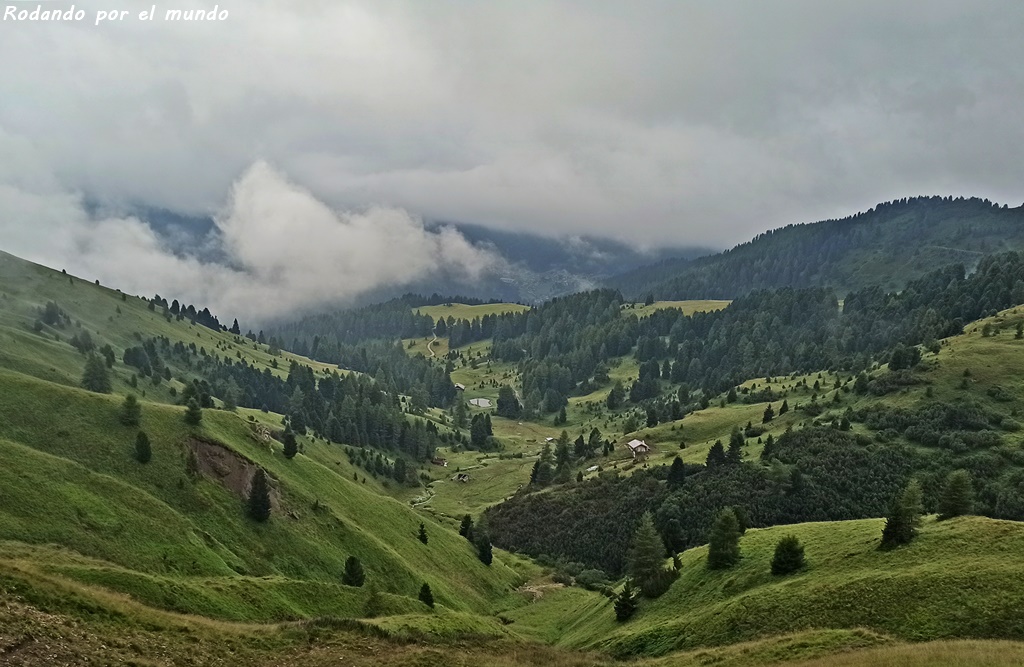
xmin=610 ymin=196 xmax=1024 ymax=299
xmin=0 ymin=250 xmax=531 ymax=625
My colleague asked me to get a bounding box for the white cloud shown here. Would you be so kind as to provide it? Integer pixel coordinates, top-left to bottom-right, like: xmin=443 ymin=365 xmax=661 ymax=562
xmin=1 ymin=1 xmax=1022 ymax=259
xmin=0 ymin=159 xmax=504 ymax=323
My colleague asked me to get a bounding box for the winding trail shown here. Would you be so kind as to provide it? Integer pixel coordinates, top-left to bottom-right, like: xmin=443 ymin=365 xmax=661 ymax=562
xmin=428 ymin=331 xmax=439 ymax=358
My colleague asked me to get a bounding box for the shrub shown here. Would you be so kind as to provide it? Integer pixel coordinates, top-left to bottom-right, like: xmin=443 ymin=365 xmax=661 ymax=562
xmin=771 ymin=535 xmax=805 ymax=575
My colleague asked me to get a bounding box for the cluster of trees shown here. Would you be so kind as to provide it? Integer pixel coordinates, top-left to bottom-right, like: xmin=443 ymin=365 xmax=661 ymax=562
xmin=457 ymin=514 xmax=493 ymax=565
xmin=266 ymin=296 xmax=435 ymax=351
xmin=345 ymin=446 xmax=417 ymax=485
xmin=485 ymin=423 xmax=1001 ymax=574
xmin=149 ymin=295 xmax=223 ymax=331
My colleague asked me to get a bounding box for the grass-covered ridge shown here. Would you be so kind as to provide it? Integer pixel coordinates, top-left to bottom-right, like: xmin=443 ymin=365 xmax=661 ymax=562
xmin=0 ymin=367 xmax=529 ymax=624
xmin=507 ymin=516 xmax=1024 ymax=658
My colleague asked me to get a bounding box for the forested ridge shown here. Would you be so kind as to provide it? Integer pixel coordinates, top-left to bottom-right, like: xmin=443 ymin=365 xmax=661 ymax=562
xmin=609 ymin=196 xmax=1024 ymax=300
xmin=477 ymin=251 xmax=1024 ymax=412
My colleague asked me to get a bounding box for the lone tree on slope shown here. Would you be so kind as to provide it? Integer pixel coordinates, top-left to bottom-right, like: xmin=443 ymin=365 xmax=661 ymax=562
xmin=342 ymin=556 xmax=365 ymax=587
xmin=184 ymin=398 xmax=203 ymax=426
xmin=771 ymin=535 xmax=805 ymax=575
xmin=880 ymin=479 xmax=923 ymax=549
xmin=247 ymin=468 xmax=272 ymax=522
xmin=134 ymin=431 xmax=151 ymax=464
xmin=418 ymin=583 xmax=434 ymax=608
xmin=938 ymin=470 xmax=974 ymax=520
xmin=707 ymin=507 xmax=742 ymax=569
xmin=120 ymin=394 xmax=141 ymax=426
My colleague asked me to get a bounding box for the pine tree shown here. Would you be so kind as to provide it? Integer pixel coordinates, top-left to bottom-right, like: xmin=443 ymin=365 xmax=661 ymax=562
xmin=666 ymin=456 xmax=686 ymax=489
xmin=661 ymin=517 xmax=684 ymax=555
xmin=770 ymin=535 xmax=805 ymax=575
xmin=779 ymin=399 xmax=789 ymax=415
xmin=453 ymin=398 xmax=468 ymax=428
xmin=459 ymin=514 xmax=474 ymax=540
xmin=184 ymin=398 xmax=203 ymax=426
xmin=938 ymin=469 xmax=973 ymax=520
xmin=134 ymin=431 xmax=151 ymax=464
xmin=81 ymin=353 xmax=112 ymax=393
xmin=613 ymin=579 xmax=638 ymax=622
xmin=628 ymin=512 xmax=671 ymax=597
xmin=726 ymin=387 xmax=737 ymax=403
xmin=762 ymin=403 xmax=774 ymax=423
xmin=534 ymin=443 xmax=555 ymax=486
xmin=707 ymin=507 xmax=741 ymax=569
xmin=606 ymin=381 xmax=625 ymax=409
xmin=342 ymin=556 xmax=365 ymax=587
xmin=705 ymin=440 xmax=727 ymax=467
xmin=282 ymin=430 xmax=298 ymax=459
xmin=246 ymin=468 xmax=272 ymax=522
xmin=363 ymin=584 xmax=384 ymax=618
xmin=418 ymin=522 xmax=429 ymax=544
xmin=119 ymin=394 xmax=141 ymax=426
xmin=880 ymin=479 xmax=923 ymax=549
xmin=727 ymin=428 xmax=744 ymax=464
xmin=475 ymin=530 xmax=493 ymax=565
xmin=418 ymin=583 xmax=434 ymax=608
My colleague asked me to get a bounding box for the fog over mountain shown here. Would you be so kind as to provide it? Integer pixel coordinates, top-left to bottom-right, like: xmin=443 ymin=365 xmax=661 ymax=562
xmin=2 ymin=1 xmax=1023 ymax=318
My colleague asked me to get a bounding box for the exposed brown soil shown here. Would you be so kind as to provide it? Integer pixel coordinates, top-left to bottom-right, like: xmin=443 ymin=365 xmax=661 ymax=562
xmin=188 ymin=438 xmax=281 ymax=510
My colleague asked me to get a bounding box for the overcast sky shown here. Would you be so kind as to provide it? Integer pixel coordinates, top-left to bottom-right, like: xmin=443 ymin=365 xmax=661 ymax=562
xmin=2 ymin=0 xmax=1022 ymax=319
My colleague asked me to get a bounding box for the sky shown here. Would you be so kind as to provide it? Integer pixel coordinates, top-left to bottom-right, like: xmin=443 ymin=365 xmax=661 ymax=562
xmin=2 ymin=0 xmax=1023 ymax=320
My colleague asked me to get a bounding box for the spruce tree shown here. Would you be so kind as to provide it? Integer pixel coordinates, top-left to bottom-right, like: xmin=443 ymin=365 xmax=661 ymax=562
xmin=184 ymin=398 xmax=203 ymax=425
xmin=613 ymin=579 xmax=638 ymax=622
xmin=81 ymin=353 xmax=112 ymax=393
xmin=707 ymin=507 xmax=741 ymax=569
xmin=727 ymin=428 xmax=744 ymax=464
xmin=475 ymin=530 xmax=493 ymax=565
xmin=627 ymin=512 xmax=671 ymax=597
xmin=666 ymin=456 xmax=686 ymax=489
xmin=938 ymin=469 xmax=973 ymax=520
xmin=418 ymin=522 xmax=429 ymax=544
xmin=661 ymin=517 xmax=684 ymax=555
xmin=762 ymin=403 xmax=774 ymax=423
xmin=363 ymin=584 xmax=384 ymax=618
xmin=342 ymin=555 xmax=365 ymax=587
xmin=120 ymin=394 xmax=141 ymax=426
xmin=779 ymin=399 xmax=789 ymax=415
xmin=418 ymin=583 xmax=434 ymax=608
xmin=246 ymin=468 xmax=272 ymax=522
xmin=282 ymin=430 xmax=298 ymax=459
xmin=534 ymin=443 xmax=555 ymax=486
xmin=770 ymin=535 xmax=805 ymax=575
xmin=880 ymin=479 xmax=923 ymax=549
xmin=705 ymin=440 xmax=727 ymax=467
xmin=134 ymin=431 xmax=151 ymax=464
xmin=459 ymin=514 xmax=474 ymax=540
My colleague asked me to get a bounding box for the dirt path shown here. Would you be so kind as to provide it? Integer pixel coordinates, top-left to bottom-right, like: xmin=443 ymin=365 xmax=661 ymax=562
xmin=428 ymin=331 xmax=439 ymax=358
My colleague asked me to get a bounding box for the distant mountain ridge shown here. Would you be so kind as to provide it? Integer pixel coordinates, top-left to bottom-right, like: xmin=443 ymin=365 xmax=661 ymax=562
xmin=609 ymin=196 xmax=1024 ymax=300
xmin=100 ymin=204 xmax=711 ymax=306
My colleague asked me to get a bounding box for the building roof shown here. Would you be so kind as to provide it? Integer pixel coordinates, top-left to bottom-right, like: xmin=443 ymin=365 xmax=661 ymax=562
xmin=627 ymin=439 xmax=650 ymax=451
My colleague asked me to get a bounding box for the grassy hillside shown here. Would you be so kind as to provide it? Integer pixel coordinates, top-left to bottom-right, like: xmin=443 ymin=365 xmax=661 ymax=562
xmin=0 ymin=369 xmax=530 ymax=617
xmin=0 ymin=251 xmax=535 ymax=629
xmin=416 ymin=302 xmax=531 ymax=322
xmin=507 ymin=516 xmax=1024 ymax=658
xmin=0 ymin=249 xmax=337 ymax=394
xmin=624 ymin=299 xmax=731 ymax=319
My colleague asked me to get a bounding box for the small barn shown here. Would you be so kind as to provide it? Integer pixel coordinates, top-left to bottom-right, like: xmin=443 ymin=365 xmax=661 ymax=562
xmin=627 ymin=439 xmax=653 ymax=459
